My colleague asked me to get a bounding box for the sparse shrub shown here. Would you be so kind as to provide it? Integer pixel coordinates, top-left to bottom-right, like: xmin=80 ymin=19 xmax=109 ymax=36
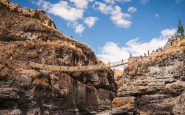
xmin=32 ymin=13 xmax=41 ymax=20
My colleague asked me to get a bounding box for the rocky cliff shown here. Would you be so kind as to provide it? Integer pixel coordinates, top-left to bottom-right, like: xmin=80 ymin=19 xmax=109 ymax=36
xmin=112 ymin=38 xmax=185 ymax=115
xmin=0 ymin=0 xmax=117 ymax=114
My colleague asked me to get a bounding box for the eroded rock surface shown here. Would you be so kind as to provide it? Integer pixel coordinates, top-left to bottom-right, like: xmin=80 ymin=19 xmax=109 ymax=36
xmin=0 ymin=0 xmax=117 ymax=114
xmin=113 ymin=38 xmax=185 ymax=115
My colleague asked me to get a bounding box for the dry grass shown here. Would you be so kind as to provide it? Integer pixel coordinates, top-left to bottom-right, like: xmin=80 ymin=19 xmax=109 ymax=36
xmin=44 ymin=40 xmax=83 ymax=54
xmin=151 ymin=38 xmax=185 ymax=59
xmin=125 ymin=38 xmax=185 ymax=72
xmin=36 ymin=18 xmax=92 ymax=53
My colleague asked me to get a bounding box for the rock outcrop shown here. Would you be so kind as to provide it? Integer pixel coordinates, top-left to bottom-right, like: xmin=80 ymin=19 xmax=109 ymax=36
xmin=113 ymin=38 xmax=185 ymax=115
xmin=0 ymin=0 xmax=56 ymax=30
xmin=0 ymin=0 xmax=117 ymax=114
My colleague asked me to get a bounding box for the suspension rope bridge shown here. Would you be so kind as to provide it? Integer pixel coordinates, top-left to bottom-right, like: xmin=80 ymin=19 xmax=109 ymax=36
xmin=29 ymin=59 xmax=128 ymax=72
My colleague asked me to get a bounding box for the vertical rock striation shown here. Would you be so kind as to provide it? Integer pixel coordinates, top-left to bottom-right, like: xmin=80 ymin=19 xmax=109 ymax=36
xmin=113 ymin=38 xmax=185 ymax=114
xmin=0 ymin=0 xmax=117 ymax=114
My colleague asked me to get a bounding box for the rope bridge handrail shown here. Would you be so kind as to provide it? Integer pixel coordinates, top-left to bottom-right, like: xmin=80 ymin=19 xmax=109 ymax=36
xmin=29 ymin=62 xmax=106 ymax=72
xmin=29 ymin=59 xmax=128 ymax=72
xmin=109 ymin=59 xmax=128 ymax=67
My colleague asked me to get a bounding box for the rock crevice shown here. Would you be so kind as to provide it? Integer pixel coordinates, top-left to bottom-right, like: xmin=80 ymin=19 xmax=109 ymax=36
xmin=0 ymin=0 xmax=117 ymax=114
xmin=113 ymin=38 xmax=185 ymax=115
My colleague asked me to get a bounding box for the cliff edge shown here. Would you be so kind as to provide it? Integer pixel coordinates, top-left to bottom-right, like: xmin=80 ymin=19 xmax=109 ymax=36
xmin=0 ymin=0 xmax=117 ymax=114
xmin=112 ymin=38 xmax=185 ymax=115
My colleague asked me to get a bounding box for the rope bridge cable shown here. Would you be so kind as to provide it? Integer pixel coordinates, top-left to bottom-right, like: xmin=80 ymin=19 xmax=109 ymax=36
xmin=109 ymin=59 xmax=128 ymax=67
xmin=28 ymin=59 xmax=128 ymax=72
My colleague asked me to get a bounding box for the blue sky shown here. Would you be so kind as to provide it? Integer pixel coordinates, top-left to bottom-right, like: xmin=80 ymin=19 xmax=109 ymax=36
xmin=12 ymin=0 xmax=185 ymax=62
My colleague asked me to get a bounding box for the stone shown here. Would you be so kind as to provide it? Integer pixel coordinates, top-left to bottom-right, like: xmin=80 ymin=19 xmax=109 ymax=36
xmin=0 ymin=1 xmax=116 ymax=114
xmin=95 ymin=110 xmax=112 ymax=115
xmin=112 ymin=97 xmax=135 ymax=113
xmin=0 ymin=109 xmax=22 ymax=115
xmin=0 ymin=88 xmax=19 ymax=100
xmin=173 ymin=93 xmax=185 ymax=114
xmin=114 ymin=39 xmax=185 ymax=114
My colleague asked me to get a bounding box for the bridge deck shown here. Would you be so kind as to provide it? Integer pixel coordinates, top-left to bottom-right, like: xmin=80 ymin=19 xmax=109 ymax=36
xmin=29 ymin=60 xmax=128 ymax=72
xmin=29 ymin=62 xmax=106 ymax=72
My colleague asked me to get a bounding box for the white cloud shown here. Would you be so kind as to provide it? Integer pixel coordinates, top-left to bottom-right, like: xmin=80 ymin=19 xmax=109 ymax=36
xmin=70 ymin=0 xmax=88 ymax=9
xmin=69 ymin=22 xmax=85 ymax=34
xmin=34 ymin=0 xmax=95 ymax=34
xmin=84 ymin=17 xmax=98 ymax=28
xmin=103 ymin=0 xmax=115 ymax=4
xmin=128 ymin=7 xmax=137 ymax=13
xmin=95 ymin=2 xmax=114 ymax=14
xmin=34 ymin=0 xmax=136 ymax=33
xmin=161 ymin=28 xmax=176 ymax=37
xmin=97 ymin=28 xmax=176 ymax=63
xmin=37 ymin=1 xmax=84 ymax=22
xmin=95 ymin=2 xmax=132 ymax=28
xmin=111 ymin=12 xmax=132 ymax=28
xmin=75 ymin=24 xmax=85 ymax=34
xmin=36 ymin=0 xmax=50 ymax=9
xmin=103 ymin=0 xmax=131 ymax=4
xmin=98 ymin=42 xmax=129 ymax=63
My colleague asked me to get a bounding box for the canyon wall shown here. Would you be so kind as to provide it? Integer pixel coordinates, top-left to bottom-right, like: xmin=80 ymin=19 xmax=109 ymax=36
xmin=0 ymin=0 xmax=117 ymax=114
xmin=112 ymin=38 xmax=185 ymax=115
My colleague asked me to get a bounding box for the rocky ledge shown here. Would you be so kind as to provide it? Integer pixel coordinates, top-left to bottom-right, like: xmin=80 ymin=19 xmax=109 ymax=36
xmin=0 ymin=0 xmax=117 ymax=114
xmin=112 ymin=38 xmax=185 ymax=115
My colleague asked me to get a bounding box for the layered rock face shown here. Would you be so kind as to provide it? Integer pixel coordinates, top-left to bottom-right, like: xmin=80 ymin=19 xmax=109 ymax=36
xmin=0 ymin=0 xmax=116 ymax=114
xmin=113 ymin=38 xmax=185 ymax=115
